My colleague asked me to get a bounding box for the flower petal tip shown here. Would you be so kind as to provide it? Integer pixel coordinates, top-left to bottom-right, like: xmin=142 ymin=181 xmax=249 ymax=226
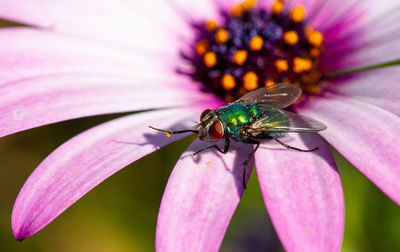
xmin=15 ymin=236 xmax=24 ymax=242
xmin=13 ymin=227 xmax=27 ymax=242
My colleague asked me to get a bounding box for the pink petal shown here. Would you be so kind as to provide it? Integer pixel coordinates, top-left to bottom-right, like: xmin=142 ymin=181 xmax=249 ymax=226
xmin=255 ymin=133 xmax=344 ymax=252
xmin=326 ymin=68 xmax=400 ymax=117
xmin=156 ymin=139 xmax=254 ymax=251
xmin=169 ymin=0 xmax=220 ymax=21
xmin=0 ymin=73 xmax=215 ymax=137
xmin=0 ymin=28 xmax=186 ymax=85
xmin=311 ymin=0 xmax=398 ymax=33
xmin=297 ymin=94 xmax=400 ymax=205
xmin=323 ymin=31 xmax=400 ymax=72
xmin=0 ymin=0 xmax=192 ymax=50
xmin=12 ymin=107 xmax=203 ymax=240
xmin=318 ymin=0 xmax=400 ymax=71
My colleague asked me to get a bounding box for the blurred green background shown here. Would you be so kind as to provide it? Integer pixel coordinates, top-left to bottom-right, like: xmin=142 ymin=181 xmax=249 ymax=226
xmin=1 ymin=20 xmax=400 ymax=252
xmin=1 ymin=113 xmax=400 ymax=252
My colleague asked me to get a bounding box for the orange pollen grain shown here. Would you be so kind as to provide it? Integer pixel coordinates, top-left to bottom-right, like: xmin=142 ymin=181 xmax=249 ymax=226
xmin=293 ymin=57 xmax=312 ymax=73
xmin=304 ymin=85 xmax=322 ymax=94
xmin=195 ymin=39 xmax=209 ymax=56
xmin=215 ymin=28 xmax=229 ymax=44
xmin=272 ymin=0 xmax=284 ymax=14
xmin=243 ymin=71 xmax=259 ymax=91
xmin=265 ymin=79 xmax=275 ymax=87
xmin=274 ymin=59 xmax=289 ymax=72
xmin=307 ymin=30 xmax=324 ymax=47
xmin=203 ymin=52 xmax=217 ymax=68
xmin=249 ymin=36 xmax=263 ymax=51
xmin=242 ymin=0 xmax=257 ymax=9
xmin=221 ymin=74 xmax=236 ymax=90
xmin=233 ymin=50 xmax=248 ymax=65
xmin=283 ymin=30 xmax=299 ymax=45
xmin=206 ymin=20 xmax=218 ymax=31
xmin=310 ymin=48 xmax=320 ymax=57
xmin=231 ymin=0 xmax=257 ymax=17
xmin=290 ymin=6 xmax=306 ymax=22
xmin=231 ymin=5 xmax=244 ymax=17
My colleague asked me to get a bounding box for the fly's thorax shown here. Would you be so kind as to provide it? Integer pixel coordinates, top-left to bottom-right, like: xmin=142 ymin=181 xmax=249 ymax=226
xmin=198 ymin=109 xmax=224 ymax=141
xmin=217 ymin=103 xmax=261 ymax=138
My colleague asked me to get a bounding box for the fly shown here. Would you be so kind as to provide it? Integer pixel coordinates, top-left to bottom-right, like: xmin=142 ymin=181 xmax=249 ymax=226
xmin=149 ymin=83 xmax=327 ymax=188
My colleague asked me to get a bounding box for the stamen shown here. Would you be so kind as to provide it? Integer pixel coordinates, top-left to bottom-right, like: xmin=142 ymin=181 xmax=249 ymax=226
xmin=290 ymin=6 xmax=306 ymax=22
xmin=293 ymin=57 xmax=312 ymax=73
xmin=242 ymin=0 xmax=257 ymax=9
xmin=302 ymin=72 xmax=322 ymax=86
xmin=265 ymin=78 xmax=275 ymax=87
xmin=203 ymin=52 xmax=217 ymax=68
xmin=231 ymin=5 xmax=244 ymax=17
xmin=272 ymin=0 xmax=284 ymax=14
xmin=304 ymin=85 xmax=322 ymax=94
xmin=195 ymin=39 xmax=209 ymax=56
xmin=215 ymin=28 xmax=229 ymax=44
xmin=306 ymin=29 xmax=324 ymax=47
xmin=231 ymin=0 xmax=257 ymax=17
xmin=243 ymin=71 xmax=258 ymax=91
xmin=310 ymin=48 xmax=320 ymax=58
xmin=275 ymin=59 xmax=289 ymax=72
xmin=233 ymin=50 xmax=248 ymax=65
xmin=283 ymin=31 xmax=299 ymax=45
xmin=221 ymin=74 xmax=236 ymax=90
xmin=206 ymin=20 xmax=218 ymax=31
xmin=249 ymin=36 xmax=263 ymax=51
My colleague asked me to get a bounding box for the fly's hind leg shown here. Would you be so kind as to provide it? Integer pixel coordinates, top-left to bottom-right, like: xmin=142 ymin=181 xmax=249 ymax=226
xmin=242 ymin=140 xmax=260 ymax=189
xmin=193 ymin=138 xmax=230 ymax=156
xmin=273 ymin=137 xmax=318 ymax=152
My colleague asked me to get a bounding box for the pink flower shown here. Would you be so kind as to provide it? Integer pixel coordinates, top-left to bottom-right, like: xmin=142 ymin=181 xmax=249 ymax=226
xmin=0 ymin=0 xmax=399 ymax=251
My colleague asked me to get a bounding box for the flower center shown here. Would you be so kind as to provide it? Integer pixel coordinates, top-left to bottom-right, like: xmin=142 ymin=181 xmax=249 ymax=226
xmin=187 ymin=0 xmax=325 ymax=102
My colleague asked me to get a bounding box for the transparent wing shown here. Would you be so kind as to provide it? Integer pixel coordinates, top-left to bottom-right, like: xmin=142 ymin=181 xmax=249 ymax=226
xmin=249 ymin=110 xmax=327 ymax=134
xmin=234 ymin=83 xmax=302 ymax=108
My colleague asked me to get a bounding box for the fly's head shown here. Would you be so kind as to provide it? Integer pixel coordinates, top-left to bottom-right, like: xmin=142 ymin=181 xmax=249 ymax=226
xmin=194 ymin=109 xmax=224 ymax=141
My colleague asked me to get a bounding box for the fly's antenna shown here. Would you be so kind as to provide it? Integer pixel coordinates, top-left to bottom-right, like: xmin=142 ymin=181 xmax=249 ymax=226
xmin=149 ymin=126 xmax=199 ymax=137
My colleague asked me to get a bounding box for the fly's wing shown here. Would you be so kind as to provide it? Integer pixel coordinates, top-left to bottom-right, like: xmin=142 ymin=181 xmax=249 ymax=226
xmin=249 ymin=110 xmax=327 ymax=134
xmin=234 ymin=83 xmax=302 ymax=108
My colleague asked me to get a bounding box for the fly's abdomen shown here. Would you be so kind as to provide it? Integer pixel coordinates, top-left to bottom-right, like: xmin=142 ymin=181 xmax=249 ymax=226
xmin=217 ymin=103 xmax=261 ymax=138
xmin=257 ymin=105 xmax=289 ymax=138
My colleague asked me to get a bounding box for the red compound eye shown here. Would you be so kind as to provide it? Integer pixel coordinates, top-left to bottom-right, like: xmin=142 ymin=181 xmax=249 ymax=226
xmin=200 ymin=108 xmax=212 ymax=121
xmin=209 ymin=120 xmax=224 ymax=140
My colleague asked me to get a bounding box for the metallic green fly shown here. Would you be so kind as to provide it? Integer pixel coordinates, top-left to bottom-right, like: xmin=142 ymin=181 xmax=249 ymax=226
xmin=150 ymin=83 xmax=327 ymax=188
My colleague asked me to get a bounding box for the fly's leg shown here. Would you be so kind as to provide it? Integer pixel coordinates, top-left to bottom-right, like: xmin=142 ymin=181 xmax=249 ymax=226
xmin=242 ymin=140 xmax=260 ymax=189
xmin=193 ymin=138 xmax=230 ymax=156
xmin=273 ymin=137 xmax=318 ymax=152
xmin=149 ymin=126 xmax=199 ymax=136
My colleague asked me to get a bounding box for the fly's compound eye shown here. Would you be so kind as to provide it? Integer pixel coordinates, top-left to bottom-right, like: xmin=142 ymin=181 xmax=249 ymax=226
xmin=200 ymin=109 xmax=212 ymax=121
xmin=209 ymin=120 xmax=224 ymax=140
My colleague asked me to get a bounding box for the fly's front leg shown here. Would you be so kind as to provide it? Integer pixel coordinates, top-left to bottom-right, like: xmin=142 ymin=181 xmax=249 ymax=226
xmin=193 ymin=138 xmax=230 ymax=156
xmin=273 ymin=137 xmax=318 ymax=152
xmin=242 ymin=140 xmax=260 ymax=189
xmin=149 ymin=126 xmax=199 ymax=136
